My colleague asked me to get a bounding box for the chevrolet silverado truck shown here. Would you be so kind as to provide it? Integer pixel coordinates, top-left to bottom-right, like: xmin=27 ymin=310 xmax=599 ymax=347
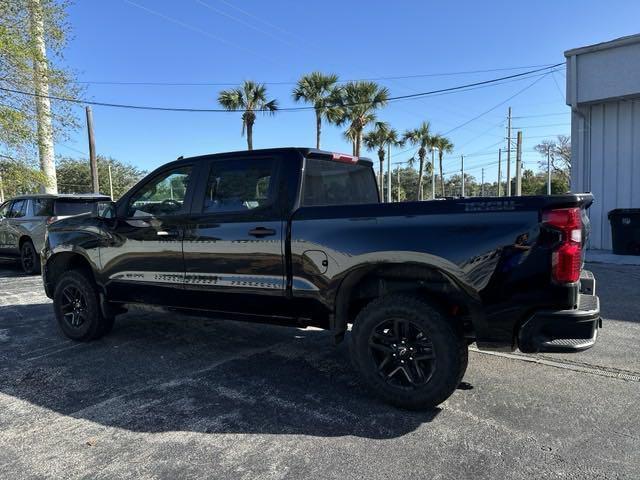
xmin=41 ymin=148 xmax=601 ymax=409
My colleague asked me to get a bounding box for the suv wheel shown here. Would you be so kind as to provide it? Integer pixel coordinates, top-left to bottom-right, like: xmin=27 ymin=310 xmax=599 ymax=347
xmin=350 ymin=294 xmax=468 ymax=410
xmin=20 ymin=239 xmax=40 ymax=275
xmin=53 ymin=270 xmax=112 ymax=341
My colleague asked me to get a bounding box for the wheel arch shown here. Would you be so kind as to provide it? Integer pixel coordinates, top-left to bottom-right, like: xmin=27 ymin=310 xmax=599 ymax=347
xmin=333 ymin=263 xmax=483 ymax=342
xmin=44 ymin=251 xmax=100 ymax=298
xmin=18 ymin=235 xmax=33 ymax=249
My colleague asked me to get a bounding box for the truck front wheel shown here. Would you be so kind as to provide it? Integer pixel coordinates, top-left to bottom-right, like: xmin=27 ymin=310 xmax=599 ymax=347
xmin=350 ymin=294 xmax=468 ymax=410
xmin=53 ymin=270 xmax=113 ymax=342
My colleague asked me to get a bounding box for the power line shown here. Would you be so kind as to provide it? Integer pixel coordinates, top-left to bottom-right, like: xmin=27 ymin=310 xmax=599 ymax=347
xmin=512 ymin=112 xmax=568 ymax=119
xmin=123 ymin=0 xmax=285 ymax=68
xmin=73 ymin=64 xmax=561 ymax=87
xmin=0 ymin=63 xmax=564 ymax=113
xmin=442 ymin=70 xmax=552 ymax=136
xmin=512 ymin=122 xmax=570 ymax=129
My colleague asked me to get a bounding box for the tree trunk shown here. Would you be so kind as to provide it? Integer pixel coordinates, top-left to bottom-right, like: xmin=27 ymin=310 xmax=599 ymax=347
xmin=28 ymin=0 xmax=57 ymax=193
xmin=246 ymin=119 xmax=253 ymax=150
xmin=315 ymin=110 xmax=322 ymax=149
xmin=417 ymin=149 xmax=425 ymax=201
xmin=378 ymin=149 xmax=385 ymax=200
xmin=439 ymin=150 xmax=444 ymax=197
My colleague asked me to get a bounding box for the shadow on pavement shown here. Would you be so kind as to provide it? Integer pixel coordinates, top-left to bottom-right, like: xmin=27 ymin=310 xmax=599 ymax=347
xmin=0 ymin=259 xmax=23 ymax=277
xmin=0 ymin=303 xmax=439 ymax=439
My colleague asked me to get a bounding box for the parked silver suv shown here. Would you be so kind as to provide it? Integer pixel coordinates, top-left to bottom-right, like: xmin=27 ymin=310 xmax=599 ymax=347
xmin=0 ymin=194 xmax=111 ymax=274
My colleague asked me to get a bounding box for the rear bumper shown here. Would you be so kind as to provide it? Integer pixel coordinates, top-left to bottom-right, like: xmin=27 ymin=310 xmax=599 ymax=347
xmin=518 ymin=270 xmax=601 ymax=353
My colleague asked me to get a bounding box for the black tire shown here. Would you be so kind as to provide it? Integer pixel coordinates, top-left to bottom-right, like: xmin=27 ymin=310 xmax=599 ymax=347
xmin=350 ymin=294 xmax=468 ymax=410
xmin=53 ymin=270 xmax=110 ymax=341
xmin=20 ymin=239 xmax=40 ymax=275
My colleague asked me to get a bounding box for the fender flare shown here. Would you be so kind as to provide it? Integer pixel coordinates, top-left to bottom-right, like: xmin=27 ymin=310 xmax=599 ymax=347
xmin=331 ymin=261 xmax=484 ymax=338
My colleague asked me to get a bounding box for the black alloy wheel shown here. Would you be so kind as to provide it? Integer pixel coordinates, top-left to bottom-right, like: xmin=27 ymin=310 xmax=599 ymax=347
xmin=368 ymin=317 xmax=436 ymax=388
xmin=60 ymin=285 xmax=89 ymax=329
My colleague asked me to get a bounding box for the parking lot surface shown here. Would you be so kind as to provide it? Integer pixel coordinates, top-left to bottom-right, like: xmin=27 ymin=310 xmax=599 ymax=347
xmin=0 ymin=261 xmax=638 ymax=479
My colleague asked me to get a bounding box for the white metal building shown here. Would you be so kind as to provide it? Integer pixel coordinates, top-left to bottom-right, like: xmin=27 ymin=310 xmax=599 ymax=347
xmin=565 ymin=34 xmax=640 ymax=250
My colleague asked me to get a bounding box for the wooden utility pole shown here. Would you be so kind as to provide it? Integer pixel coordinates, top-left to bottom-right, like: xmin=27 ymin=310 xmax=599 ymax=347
xmin=0 ymin=172 xmax=4 ymax=203
xmin=28 ymin=0 xmax=57 ymax=193
xmin=515 ymin=130 xmax=522 ymax=196
xmin=108 ymin=163 xmax=114 ymax=199
xmin=460 ymin=155 xmax=465 ymax=197
xmin=85 ymin=106 xmax=99 ymax=193
xmin=397 ymin=167 xmax=401 ymax=202
xmin=481 ymin=168 xmax=485 ymax=196
xmin=506 ymin=107 xmax=512 ymax=196
xmin=497 ymin=148 xmax=502 ymax=197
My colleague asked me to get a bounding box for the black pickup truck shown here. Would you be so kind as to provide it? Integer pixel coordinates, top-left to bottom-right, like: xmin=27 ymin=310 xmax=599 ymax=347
xmin=42 ymin=147 xmax=600 ymax=409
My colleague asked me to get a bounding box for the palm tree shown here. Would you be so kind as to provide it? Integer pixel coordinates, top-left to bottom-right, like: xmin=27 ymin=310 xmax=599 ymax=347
xmin=292 ymin=72 xmax=341 ymax=149
xmin=217 ymin=80 xmax=278 ymax=150
xmin=403 ymin=121 xmax=433 ymax=201
xmin=335 ymin=81 xmax=389 ymax=156
xmin=363 ymin=122 xmax=390 ymax=195
xmin=433 ymin=135 xmax=454 ymax=197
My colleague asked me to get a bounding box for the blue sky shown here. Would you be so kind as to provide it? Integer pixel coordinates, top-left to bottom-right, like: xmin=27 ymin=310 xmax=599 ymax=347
xmin=57 ymin=0 xmax=640 ymax=183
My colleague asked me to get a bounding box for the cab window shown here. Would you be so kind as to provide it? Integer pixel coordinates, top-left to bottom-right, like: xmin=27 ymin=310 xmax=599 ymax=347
xmin=127 ymin=166 xmax=192 ymax=217
xmin=202 ymin=158 xmax=276 ymax=214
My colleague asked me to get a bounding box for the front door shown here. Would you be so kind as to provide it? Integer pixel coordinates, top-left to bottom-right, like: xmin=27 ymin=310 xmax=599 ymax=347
xmin=100 ymin=164 xmax=197 ymax=305
xmin=4 ymin=199 xmax=28 ymax=254
xmin=182 ymin=155 xmax=288 ymax=318
xmin=0 ymin=201 xmax=12 ymax=254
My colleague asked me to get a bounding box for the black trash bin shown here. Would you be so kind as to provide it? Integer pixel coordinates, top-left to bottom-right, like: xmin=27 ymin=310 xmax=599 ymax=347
xmin=608 ymin=208 xmax=640 ymax=255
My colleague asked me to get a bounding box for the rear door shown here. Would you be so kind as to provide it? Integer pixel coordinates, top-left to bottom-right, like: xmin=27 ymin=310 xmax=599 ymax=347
xmin=182 ymin=154 xmax=288 ymax=317
xmin=100 ymin=164 xmax=197 ymax=305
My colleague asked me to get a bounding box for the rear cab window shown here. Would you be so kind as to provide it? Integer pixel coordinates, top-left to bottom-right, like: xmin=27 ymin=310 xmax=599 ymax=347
xmin=54 ymin=199 xmax=101 ymax=216
xmin=302 ymin=158 xmax=379 ymax=207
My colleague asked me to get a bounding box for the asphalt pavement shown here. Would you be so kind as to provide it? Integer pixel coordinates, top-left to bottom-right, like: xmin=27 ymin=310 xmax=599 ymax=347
xmin=0 ymin=260 xmax=638 ymax=479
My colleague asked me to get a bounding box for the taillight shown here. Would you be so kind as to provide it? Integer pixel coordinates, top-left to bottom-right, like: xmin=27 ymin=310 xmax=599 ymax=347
xmin=46 ymin=216 xmax=59 ymax=225
xmin=542 ymin=207 xmax=582 ymax=283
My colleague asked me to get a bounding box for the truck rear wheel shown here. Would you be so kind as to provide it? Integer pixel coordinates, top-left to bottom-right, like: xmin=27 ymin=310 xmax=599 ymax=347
xmin=350 ymin=294 xmax=468 ymax=410
xmin=20 ymin=239 xmax=40 ymax=275
xmin=53 ymin=270 xmax=112 ymax=342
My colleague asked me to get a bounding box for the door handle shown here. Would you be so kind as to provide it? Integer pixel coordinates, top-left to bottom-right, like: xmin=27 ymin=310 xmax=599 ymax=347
xmin=248 ymin=227 xmax=276 ymax=238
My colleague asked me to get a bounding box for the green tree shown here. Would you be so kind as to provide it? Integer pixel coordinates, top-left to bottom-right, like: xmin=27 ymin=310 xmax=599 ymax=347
xmin=0 ymin=155 xmax=47 ymax=200
xmin=432 ymin=135 xmax=454 ymax=197
xmin=334 ymin=81 xmax=389 ymax=156
xmin=292 ymin=72 xmax=341 ymax=149
xmin=56 ymin=156 xmax=146 ymax=199
xmin=0 ymin=0 xmax=80 ymax=185
xmin=363 ymin=122 xmax=390 ymax=195
xmin=218 ymin=80 xmax=278 ymax=150
xmin=403 ymin=122 xmax=433 ymax=201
